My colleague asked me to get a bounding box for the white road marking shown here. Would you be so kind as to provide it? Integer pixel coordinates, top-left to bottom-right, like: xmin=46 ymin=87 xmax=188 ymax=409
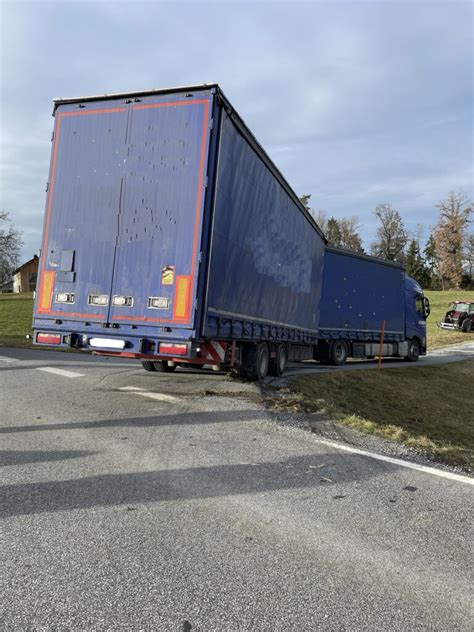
xmin=135 ymin=392 xmax=179 ymax=403
xmin=36 ymin=367 xmax=84 ymax=378
xmin=119 ymin=386 xmax=178 ymax=402
xmin=0 ymin=355 xmax=17 ymax=363
xmin=312 ymin=436 xmax=474 ymax=485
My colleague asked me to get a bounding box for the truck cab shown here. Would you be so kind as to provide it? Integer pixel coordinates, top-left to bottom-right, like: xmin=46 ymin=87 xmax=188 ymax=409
xmin=404 ymin=276 xmax=430 ymax=358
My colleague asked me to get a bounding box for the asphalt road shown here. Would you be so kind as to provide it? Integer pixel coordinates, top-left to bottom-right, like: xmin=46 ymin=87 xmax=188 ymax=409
xmin=1 ymin=345 xmax=473 ymax=631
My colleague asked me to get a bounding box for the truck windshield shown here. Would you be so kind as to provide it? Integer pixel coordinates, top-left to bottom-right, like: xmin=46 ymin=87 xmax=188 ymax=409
xmin=451 ymin=303 xmax=470 ymax=312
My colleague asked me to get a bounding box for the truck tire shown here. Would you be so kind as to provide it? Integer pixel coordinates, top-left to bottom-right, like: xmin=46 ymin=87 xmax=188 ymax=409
xmin=141 ymin=360 xmax=157 ymax=372
xmin=242 ymin=342 xmax=269 ymax=380
xmin=268 ymin=344 xmax=288 ymax=377
xmin=461 ymin=319 xmax=472 ymax=332
xmin=330 ymin=340 xmax=348 ymax=366
xmin=405 ymin=339 xmax=420 ymax=362
xmin=153 ymin=360 xmax=177 ymax=373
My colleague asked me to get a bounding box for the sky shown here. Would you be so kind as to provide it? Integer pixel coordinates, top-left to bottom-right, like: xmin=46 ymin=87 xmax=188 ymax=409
xmin=0 ymin=0 xmax=473 ymax=261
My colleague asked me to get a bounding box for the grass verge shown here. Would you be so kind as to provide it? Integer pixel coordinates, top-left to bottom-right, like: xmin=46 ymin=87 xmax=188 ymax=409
xmin=425 ymin=290 xmax=474 ymax=349
xmin=0 ymin=292 xmax=34 ymax=348
xmin=291 ymin=360 xmax=474 ymax=470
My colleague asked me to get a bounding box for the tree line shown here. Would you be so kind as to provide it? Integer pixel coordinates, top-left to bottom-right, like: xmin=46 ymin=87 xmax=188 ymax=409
xmin=300 ymin=191 xmax=472 ymax=290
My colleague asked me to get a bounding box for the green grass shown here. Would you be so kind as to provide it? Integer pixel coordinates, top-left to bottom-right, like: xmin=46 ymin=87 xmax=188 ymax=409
xmin=425 ymin=290 xmax=474 ymax=349
xmin=292 ymin=360 xmax=474 ymax=469
xmin=0 ymin=292 xmax=34 ymax=347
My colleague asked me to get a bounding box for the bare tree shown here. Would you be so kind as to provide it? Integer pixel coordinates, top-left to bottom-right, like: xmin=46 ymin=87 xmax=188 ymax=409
xmin=312 ymin=208 xmax=328 ymax=234
xmin=371 ymin=204 xmax=407 ymax=263
xmin=0 ymin=210 xmax=23 ymax=286
xmin=434 ymin=191 xmax=471 ymax=289
xmin=338 ymin=216 xmax=365 ymax=253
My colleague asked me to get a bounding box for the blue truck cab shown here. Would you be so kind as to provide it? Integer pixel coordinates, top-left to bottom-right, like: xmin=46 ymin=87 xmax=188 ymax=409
xmin=404 ymin=275 xmax=430 ymax=358
xmin=317 ymin=247 xmax=430 ymax=365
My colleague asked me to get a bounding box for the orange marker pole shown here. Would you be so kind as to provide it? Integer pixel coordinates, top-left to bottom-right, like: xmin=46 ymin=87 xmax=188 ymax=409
xmin=378 ymin=320 xmax=386 ymax=370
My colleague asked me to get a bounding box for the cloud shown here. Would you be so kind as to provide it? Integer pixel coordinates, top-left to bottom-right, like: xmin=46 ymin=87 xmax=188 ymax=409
xmin=0 ymin=0 xmax=472 ymax=259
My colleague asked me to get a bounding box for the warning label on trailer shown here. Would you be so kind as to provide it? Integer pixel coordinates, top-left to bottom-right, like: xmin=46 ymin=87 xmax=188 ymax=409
xmin=161 ymin=265 xmax=175 ymax=285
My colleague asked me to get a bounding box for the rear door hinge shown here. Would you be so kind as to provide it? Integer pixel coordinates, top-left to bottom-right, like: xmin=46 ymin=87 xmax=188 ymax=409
xmin=45 ymin=182 xmax=49 ymax=192
xmin=204 ymin=176 xmax=208 ymax=188
xmin=209 ymin=118 xmax=214 ymax=130
xmin=51 ymin=131 xmax=55 ymax=142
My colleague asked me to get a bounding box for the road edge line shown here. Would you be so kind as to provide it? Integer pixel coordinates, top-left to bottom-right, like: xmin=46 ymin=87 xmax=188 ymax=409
xmin=312 ymin=437 xmax=473 ymax=485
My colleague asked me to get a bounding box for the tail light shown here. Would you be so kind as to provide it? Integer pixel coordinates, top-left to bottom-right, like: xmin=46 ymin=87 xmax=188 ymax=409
xmin=36 ymin=332 xmax=62 ymax=345
xmin=159 ymin=342 xmax=188 ymax=355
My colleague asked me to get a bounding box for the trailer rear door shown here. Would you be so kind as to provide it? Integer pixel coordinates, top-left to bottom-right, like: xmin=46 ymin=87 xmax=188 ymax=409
xmin=34 ymin=94 xmax=212 ymax=332
xmin=34 ymin=105 xmax=129 ymax=323
xmin=109 ymin=97 xmax=212 ymax=330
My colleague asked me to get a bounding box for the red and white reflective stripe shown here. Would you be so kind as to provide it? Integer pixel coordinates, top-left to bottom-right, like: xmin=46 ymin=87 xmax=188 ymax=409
xmin=205 ymin=341 xmax=227 ymax=363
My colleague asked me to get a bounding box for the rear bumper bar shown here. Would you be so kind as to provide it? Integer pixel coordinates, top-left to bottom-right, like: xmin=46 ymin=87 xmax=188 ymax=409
xmin=32 ymin=328 xmax=229 ymax=365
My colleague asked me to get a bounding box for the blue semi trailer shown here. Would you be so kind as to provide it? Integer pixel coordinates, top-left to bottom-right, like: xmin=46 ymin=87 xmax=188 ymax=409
xmin=32 ymin=83 xmax=430 ymax=378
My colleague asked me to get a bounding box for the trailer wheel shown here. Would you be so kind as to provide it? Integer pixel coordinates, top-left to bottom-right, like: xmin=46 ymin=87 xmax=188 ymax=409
xmin=268 ymin=344 xmax=288 ymax=377
xmin=405 ymin=339 xmax=420 ymax=362
xmin=141 ymin=360 xmax=157 ymax=372
xmin=153 ymin=361 xmax=177 ymax=373
xmin=461 ymin=319 xmax=472 ymax=332
xmin=330 ymin=340 xmax=348 ymax=366
xmin=242 ymin=343 xmax=269 ymax=380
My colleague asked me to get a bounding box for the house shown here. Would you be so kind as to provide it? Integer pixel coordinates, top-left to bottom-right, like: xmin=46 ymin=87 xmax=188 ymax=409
xmin=13 ymin=255 xmax=39 ymax=293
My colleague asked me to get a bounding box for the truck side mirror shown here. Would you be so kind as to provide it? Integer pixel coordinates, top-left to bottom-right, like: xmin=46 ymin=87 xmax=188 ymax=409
xmin=423 ymin=297 xmax=431 ymax=318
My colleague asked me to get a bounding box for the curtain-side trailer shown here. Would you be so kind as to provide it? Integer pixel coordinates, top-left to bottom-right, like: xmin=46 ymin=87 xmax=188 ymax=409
xmin=32 ymin=84 xmax=326 ymax=379
xmin=317 ymin=247 xmax=430 ymax=365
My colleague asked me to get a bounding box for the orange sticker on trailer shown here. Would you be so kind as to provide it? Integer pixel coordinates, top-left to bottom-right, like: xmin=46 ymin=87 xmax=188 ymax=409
xmin=38 ymin=271 xmax=55 ymax=312
xmin=173 ymin=275 xmax=191 ymax=321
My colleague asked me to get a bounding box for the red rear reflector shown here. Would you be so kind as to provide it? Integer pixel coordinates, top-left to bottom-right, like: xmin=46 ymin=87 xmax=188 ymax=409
xmin=159 ymin=343 xmax=188 ymax=356
xmin=36 ymin=332 xmax=62 ymax=345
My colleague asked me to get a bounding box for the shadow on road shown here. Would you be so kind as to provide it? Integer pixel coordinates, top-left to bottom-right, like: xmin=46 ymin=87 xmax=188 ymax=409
xmin=0 ymin=409 xmax=266 ymax=434
xmin=0 ymin=452 xmax=386 ymax=518
xmin=0 ymin=449 xmax=96 ymax=467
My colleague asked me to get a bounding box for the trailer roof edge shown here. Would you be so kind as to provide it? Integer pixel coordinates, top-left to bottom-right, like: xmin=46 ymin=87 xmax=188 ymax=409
xmin=325 ymin=245 xmax=405 ymax=270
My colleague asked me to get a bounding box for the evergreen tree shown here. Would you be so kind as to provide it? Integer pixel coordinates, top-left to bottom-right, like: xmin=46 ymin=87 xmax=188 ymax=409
xmin=299 ymin=194 xmax=312 ymax=211
xmin=424 ymin=234 xmax=441 ymax=289
xmin=405 ymin=238 xmax=428 ymax=287
xmin=326 ymin=217 xmax=342 ymax=247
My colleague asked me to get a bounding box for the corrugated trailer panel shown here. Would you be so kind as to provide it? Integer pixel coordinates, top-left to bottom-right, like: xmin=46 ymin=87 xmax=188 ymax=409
xmin=319 ymin=248 xmax=405 ymax=337
xmin=203 ymin=109 xmax=325 ymax=337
